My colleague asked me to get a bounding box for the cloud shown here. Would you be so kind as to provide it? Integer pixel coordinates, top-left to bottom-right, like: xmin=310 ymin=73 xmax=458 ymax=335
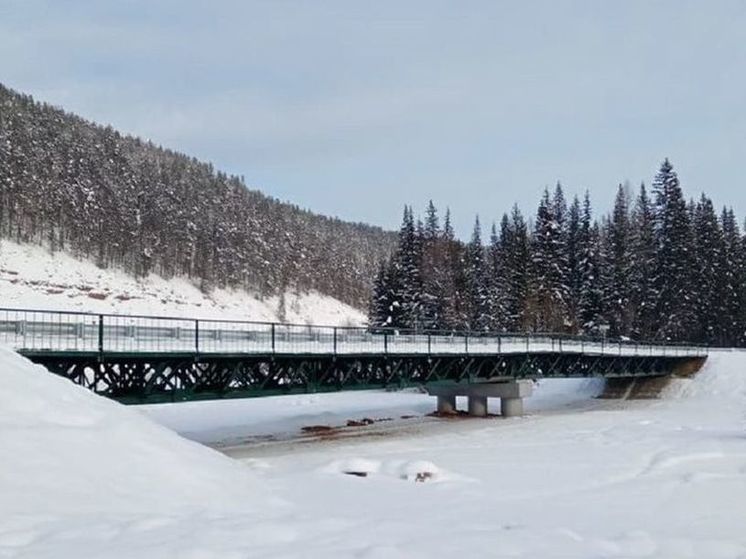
xmin=2 ymin=1 xmax=746 ymax=235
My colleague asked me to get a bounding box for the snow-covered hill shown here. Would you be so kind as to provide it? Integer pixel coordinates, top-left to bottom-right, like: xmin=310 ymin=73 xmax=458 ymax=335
xmin=0 ymin=239 xmax=366 ymax=325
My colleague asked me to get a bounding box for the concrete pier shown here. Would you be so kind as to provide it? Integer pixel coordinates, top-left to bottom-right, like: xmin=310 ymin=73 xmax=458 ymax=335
xmin=467 ymin=395 xmax=488 ymax=417
xmin=500 ymin=397 xmax=523 ymax=418
xmin=436 ymin=394 xmax=457 ymax=414
xmin=427 ymin=380 xmax=533 ymax=418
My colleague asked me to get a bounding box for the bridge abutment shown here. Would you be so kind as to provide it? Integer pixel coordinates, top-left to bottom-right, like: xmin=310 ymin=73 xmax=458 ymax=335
xmin=427 ymin=380 xmax=533 ymax=418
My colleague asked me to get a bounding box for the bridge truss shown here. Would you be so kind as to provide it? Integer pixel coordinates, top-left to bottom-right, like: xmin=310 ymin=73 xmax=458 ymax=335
xmin=2 ymin=308 xmax=708 ymax=404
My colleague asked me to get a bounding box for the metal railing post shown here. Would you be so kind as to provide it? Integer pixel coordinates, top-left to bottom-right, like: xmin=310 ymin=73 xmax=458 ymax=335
xmin=384 ymin=332 xmax=388 ymax=354
xmin=97 ymin=314 xmax=104 ymax=356
xmin=465 ymin=333 xmax=469 ymax=354
xmin=195 ymin=319 xmax=200 ymax=354
xmin=427 ymin=333 xmax=431 ymax=354
xmin=333 ymin=327 xmax=338 ymax=355
xmin=271 ymin=323 xmax=276 ymax=354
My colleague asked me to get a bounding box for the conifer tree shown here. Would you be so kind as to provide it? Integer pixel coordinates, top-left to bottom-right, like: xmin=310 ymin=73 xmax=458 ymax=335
xmin=603 ymin=185 xmax=632 ymax=336
xmin=719 ymin=208 xmax=744 ymax=344
xmin=577 ymin=194 xmax=604 ymax=332
xmin=486 ymin=222 xmax=507 ymax=330
xmin=531 ymin=186 xmax=570 ymax=331
xmin=692 ymin=195 xmax=724 ymax=343
xmin=438 ymin=207 xmax=461 ymax=330
xmin=566 ymin=196 xmax=582 ymax=332
xmin=652 ymin=159 xmax=696 ymax=340
xmin=629 ymin=183 xmax=658 ymax=339
xmin=424 ymin=200 xmax=440 ymax=241
xmin=419 ymin=202 xmax=445 ymax=330
xmin=394 ymin=206 xmax=424 ymax=329
xmin=463 ymin=217 xmax=490 ymax=330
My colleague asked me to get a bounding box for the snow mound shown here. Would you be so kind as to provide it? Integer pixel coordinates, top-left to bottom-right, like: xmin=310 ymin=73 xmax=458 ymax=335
xmin=397 ymin=460 xmax=440 ymax=482
xmin=0 ymin=239 xmax=366 ymax=326
xmin=324 ymin=458 xmax=380 ymax=477
xmin=323 ymin=458 xmax=446 ymax=483
xmin=0 ymin=346 xmax=271 ymax=516
xmin=664 ymin=351 xmax=746 ymax=403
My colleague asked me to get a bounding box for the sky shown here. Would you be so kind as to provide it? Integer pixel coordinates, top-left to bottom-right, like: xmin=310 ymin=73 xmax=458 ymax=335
xmin=1 ymin=0 xmax=746 ymax=237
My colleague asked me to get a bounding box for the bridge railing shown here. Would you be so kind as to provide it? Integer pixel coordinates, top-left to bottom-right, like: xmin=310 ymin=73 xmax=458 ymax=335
xmin=0 ymin=307 xmax=709 ymax=358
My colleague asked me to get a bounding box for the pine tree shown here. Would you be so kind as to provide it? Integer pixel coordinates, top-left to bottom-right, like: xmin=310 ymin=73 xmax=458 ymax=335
xmin=719 ymin=208 xmax=744 ymax=345
xmin=392 ymin=206 xmax=424 ymax=330
xmin=424 ymin=200 xmax=440 ymax=241
xmin=577 ymin=194 xmax=604 ymax=333
xmin=652 ymin=159 xmax=696 ymax=341
xmin=566 ymin=196 xmax=582 ymax=332
xmin=628 ymin=183 xmax=658 ymax=340
xmin=463 ymin=217 xmax=490 ymax=330
xmin=443 ymin=208 xmax=455 ymax=241
xmin=603 ymin=185 xmax=632 ymax=337
xmin=438 ymin=207 xmax=461 ymax=330
xmin=419 ymin=202 xmax=444 ymax=330
xmin=369 ymin=260 xmax=391 ymax=328
xmin=530 ymin=186 xmax=570 ymax=331
xmin=497 ymin=207 xmax=530 ymax=331
xmin=691 ymin=195 xmax=724 ymax=343
xmin=486 ymin=222 xmax=507 ymax=330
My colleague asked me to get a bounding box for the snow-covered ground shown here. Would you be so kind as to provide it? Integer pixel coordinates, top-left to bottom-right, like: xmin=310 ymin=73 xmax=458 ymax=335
xmin=0 ymin=239 xmax=366 ymax=325
xmin=2 ymin=345 xmax=746 ymax=558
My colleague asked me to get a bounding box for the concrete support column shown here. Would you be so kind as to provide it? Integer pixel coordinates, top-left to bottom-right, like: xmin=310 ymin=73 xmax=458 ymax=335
xmin=436 ymin=394 xmax=457 ymax=415
xmin=501 ymin=397 xmax=523 ymax=418
xmin=468 ymin=395 xmax=488 ymax=417
xmin=428 ymin=380 xmax=532 ymax=418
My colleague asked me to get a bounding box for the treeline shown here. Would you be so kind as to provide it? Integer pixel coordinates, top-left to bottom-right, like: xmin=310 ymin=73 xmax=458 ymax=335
xmin=370 ymin=159 xmax=745 ymax=345
xmin=0 ymin=83 xmax=395 ymax=309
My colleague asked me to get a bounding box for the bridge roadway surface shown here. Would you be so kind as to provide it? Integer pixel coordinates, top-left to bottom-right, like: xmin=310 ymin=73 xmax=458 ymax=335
xmin=1 ymin=308 xmax=708 ymax=406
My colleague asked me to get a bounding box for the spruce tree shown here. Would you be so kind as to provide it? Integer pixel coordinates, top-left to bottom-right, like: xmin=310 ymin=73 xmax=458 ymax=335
xmin=652 ymin=159 xmax=696 ymax=340
xmin=424 ymin=200 xmax=440 ymax=241
xmin=577 ymin=194 xmax=605 ymax=333
xmin=531 ymin=186 xmax=570 ymax=331
xmin=463 ymin=217 xmax=490 ymax=330
xmin=419 ymin=202 xmax=444 ymax=330
xmin=691 ymin=195 xmax=724 ymax=343
xmin=497 ymin=207 xmax=530 ymax=331
xmin=486 ymin=222 xmax=507 ymax=330
xmin=720 ymin=208 xmax=744 ymax=345
xmin=629 ymin=183 xmax=658 ymax=340
xmin=396 ymin=206 xmax=424 ymax=329
xmin=566 ymin=196 xmax=582 ymax=332
xmin=603 ymin=185 xmax=632 ymax=337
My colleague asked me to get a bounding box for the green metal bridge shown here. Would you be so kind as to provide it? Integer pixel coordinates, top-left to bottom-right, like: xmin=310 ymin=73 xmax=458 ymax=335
xmin=2 ymin=307 xmax=708 ymax=405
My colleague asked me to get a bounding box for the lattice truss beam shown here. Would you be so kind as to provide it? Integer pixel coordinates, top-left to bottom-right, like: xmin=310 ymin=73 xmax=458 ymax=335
xmin=27 ymin=352 xmax=698 ymax=404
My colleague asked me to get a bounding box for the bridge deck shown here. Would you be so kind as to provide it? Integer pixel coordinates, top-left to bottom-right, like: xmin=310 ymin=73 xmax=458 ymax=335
xmin=2 ymin=308 xmax=708 ymax=404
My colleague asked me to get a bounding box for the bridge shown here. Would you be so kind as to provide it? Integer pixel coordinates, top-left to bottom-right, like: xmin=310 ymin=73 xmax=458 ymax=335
xmin=1 ymin=307 xmax=708 ymax=416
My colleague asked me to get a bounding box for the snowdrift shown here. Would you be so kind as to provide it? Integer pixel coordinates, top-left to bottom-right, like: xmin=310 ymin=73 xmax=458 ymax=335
xmin=0 ymin=346 xmax=270 ymax=517
xmin=664 ymin=350 xmax=746 ymax=403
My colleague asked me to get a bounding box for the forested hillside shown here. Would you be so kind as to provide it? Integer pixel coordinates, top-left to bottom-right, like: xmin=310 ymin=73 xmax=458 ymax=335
xmin=371 ymin=160 xmax=746 ymax=346
xmin=0 ymin=84 xmax=395 ymax=308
